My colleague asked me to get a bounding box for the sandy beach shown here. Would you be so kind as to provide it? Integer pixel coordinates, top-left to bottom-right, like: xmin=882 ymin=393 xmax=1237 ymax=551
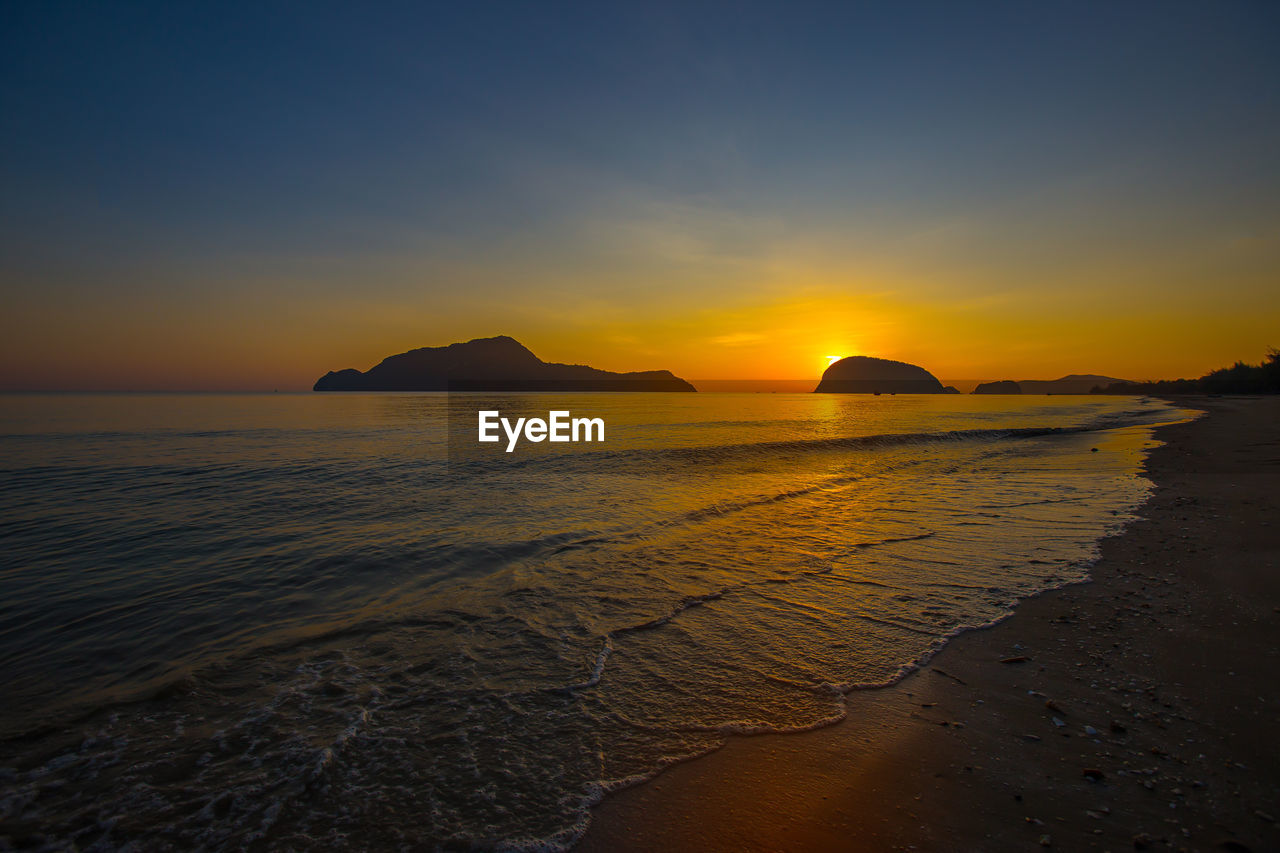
xmin=581 ymin=396 xmax=1280 ymax=852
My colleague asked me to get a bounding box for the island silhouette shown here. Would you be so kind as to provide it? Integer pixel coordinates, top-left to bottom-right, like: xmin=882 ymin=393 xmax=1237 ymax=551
xmin=814 ymin=356 xmax=958 ymax=394
xmin=974 ymin=375 xmax=1130 ymax=394
xmin=314 ymin=335 xmax=697 ymax=392
xmin=313 ymin=339 xmax=1276 ymax=397
xmin=973 ymin=380 xmax=1023 ymax=394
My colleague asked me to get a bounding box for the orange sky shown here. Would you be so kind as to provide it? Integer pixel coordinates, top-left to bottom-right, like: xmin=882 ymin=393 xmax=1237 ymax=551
xmin=2 ymin=4 xmax=1278 ymax=390
xmin=5 ymin=255 xmax=1275 ymax=390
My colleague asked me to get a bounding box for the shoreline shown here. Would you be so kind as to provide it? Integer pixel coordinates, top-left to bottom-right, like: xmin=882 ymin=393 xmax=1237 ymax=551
xmin=579 ymin=396 xmax=1280 ymax=852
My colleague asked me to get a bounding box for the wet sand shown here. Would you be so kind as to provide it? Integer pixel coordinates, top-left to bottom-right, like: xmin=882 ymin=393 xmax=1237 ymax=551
xmin=580 ymin=396 xmax=1280 ymax=852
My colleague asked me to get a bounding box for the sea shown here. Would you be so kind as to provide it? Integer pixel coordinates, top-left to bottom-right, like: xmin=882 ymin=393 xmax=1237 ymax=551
xmin=0 ymin=392 xmax=1191 ymax=850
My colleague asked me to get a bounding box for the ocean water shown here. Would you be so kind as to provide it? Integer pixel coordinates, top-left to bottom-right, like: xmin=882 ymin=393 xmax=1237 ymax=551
xmin=0 ymin=392 xmax=1188 ymax=849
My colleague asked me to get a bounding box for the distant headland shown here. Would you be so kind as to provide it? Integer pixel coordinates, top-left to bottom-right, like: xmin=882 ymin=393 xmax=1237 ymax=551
xmin=314 ymin=336 xmax=697 ymax=392
xmin=814 ymin=356 xmax=958 ymax=394
xmin=1092 ymin=351 xmax=1279 ymax=395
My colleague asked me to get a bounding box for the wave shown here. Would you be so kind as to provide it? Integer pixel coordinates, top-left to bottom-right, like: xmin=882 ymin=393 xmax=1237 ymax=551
xmin=449 ymin=406 xmax=1180 ymax=476
xmin=0 ymin=408 xmax=1166 ymax=740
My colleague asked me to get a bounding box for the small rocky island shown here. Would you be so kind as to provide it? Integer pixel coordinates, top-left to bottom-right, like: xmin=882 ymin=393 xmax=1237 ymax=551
xmin=814 ymin=356 xmax=956 ymax=394
xmin=973 ymin=380 xmax=1023 ymax=394
xmin=314 ymin=336 xmax=697 ymax=392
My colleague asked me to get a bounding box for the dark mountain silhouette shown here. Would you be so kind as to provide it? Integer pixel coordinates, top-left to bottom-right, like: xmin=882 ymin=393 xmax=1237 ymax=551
xmin=1094 ymin=350 xmax=1279 ymax=395
xmin=1017 ymin=375 xmax=1128 ymax=394
xmin=314 ymin=336 xmax=696 ymax=391
xmin=973 ymin=380 xmax=1022 ymax=394
xmin=814 ymin=356 xmax=947 ymax=394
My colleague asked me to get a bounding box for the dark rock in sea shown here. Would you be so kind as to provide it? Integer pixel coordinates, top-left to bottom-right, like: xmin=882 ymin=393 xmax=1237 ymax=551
xmin=814 ymin=356 xmax=947 ymax=394
xmin=314 ymin=335 xmax=697 ymax=392
xmin=1215 ymin=840 xmax=1253 ymax=853
xmin=973 ymin=380 xmax=1023 ymax=394
xmin=941 ymin=385 xmax=961 ymax=394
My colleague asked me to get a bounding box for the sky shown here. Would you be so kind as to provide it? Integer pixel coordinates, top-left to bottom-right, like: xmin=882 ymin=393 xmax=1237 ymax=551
xmin=2 ymin=0 xmax=1278 ymax=390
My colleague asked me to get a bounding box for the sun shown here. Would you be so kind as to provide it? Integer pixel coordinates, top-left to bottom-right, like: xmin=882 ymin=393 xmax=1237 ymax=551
xmin=826 ymin=355 xmax=843 ymax=366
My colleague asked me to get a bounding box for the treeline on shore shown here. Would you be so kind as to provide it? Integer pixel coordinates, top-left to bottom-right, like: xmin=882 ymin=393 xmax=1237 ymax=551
xmin=1092 ymin=349 xmax=1280 ymax=395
